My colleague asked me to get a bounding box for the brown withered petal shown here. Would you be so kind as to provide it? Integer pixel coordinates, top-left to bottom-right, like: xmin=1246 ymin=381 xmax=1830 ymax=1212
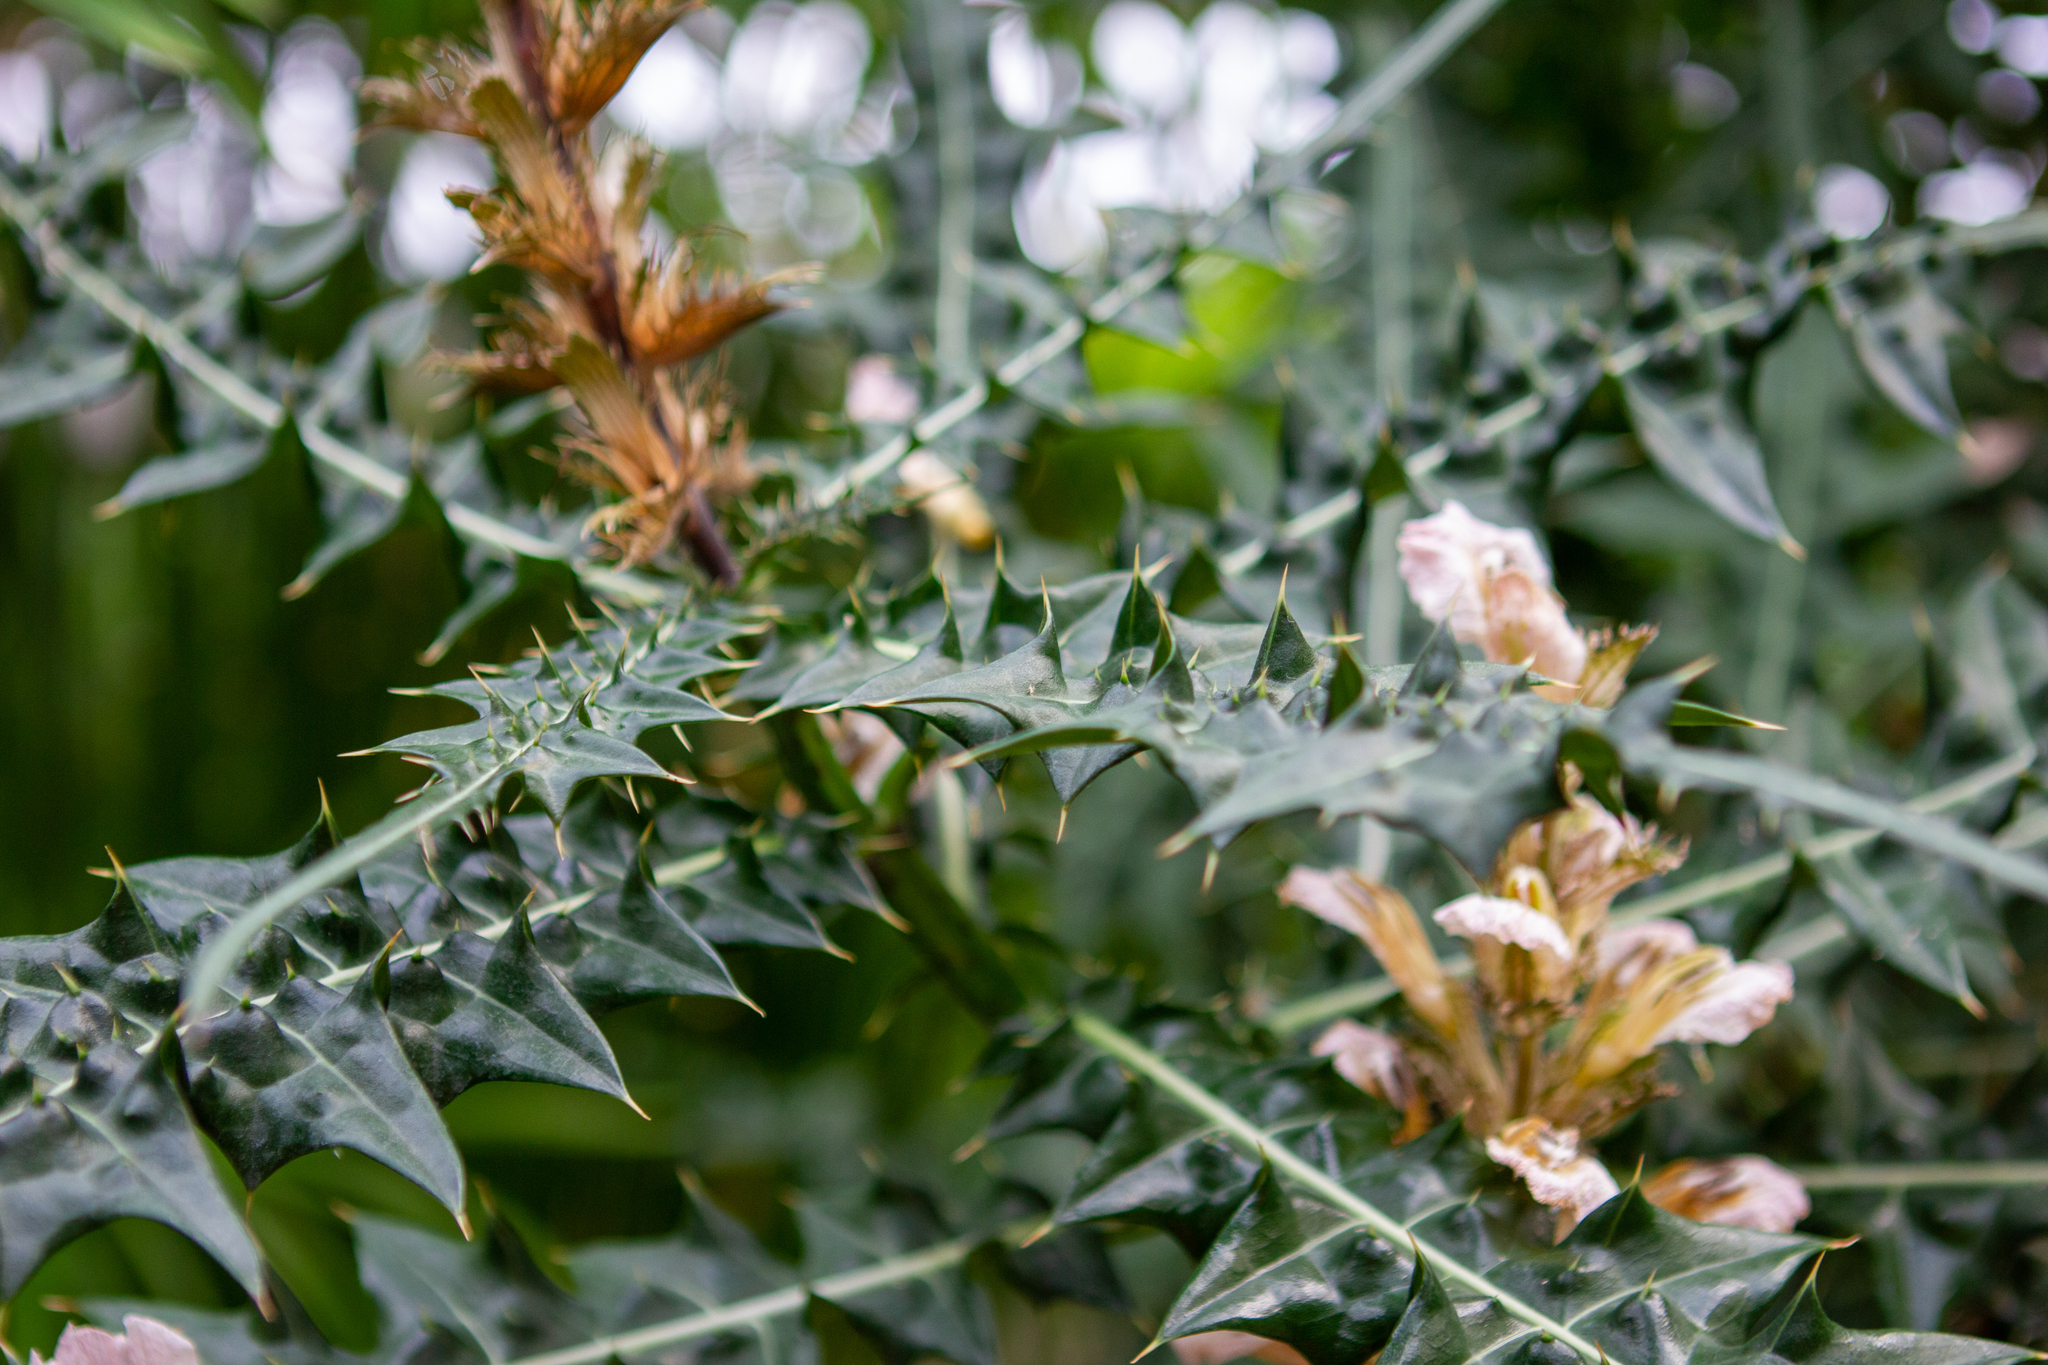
xmin=360 ymin=40 xmax=491 ymax=135
xmin=627 ymin=267 xmax=792 ymax=369
xmin=466 ymin=78 xmax=600 ymax=282
xmin=546 ymin=0 xmax=699 ymax=133
xmin=441 ymin=351 xmax=564 ymax=395
xmin=360 ymin=76 xmax=481 ymax=136
xmin=1642 ymin=1156 xmax=1810 ymax=1232
xmin=553 ymin=335 xmax=671 ymax=495
xmin=1575 ymin=624 xmax=1658 ymax=707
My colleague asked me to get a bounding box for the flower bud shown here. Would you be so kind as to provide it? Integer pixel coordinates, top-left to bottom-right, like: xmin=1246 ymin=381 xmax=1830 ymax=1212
xmin=1311 ymin=1019 xmax=1432 ymax=1141
xmin=898 ymin=451 xmax=996 ymax=551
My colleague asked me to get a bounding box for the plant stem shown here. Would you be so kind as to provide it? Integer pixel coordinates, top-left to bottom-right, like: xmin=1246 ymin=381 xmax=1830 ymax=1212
xmin=929 ymin=0 xmax=975 ymax=388
xmin=1790 ymin=1161 xmax=2048 ymax=1190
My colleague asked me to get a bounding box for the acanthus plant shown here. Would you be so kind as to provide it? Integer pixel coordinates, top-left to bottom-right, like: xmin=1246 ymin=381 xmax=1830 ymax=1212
xmin=1 ymin=0 xmax=2047 ymax=1361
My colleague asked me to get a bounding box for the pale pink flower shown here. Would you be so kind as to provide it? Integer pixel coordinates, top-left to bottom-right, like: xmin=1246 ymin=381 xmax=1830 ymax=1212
xmin=898 ymin=451 xmax=995 ymax=550
xmin=1595 ymin=918 xmax=1701 ymax=989
xmin=1169 ymin=1331 xmax=1310 ymax=1365
xmin=844 ymin=354 xmax=921 ymax=425
xmin=1486 ymin=1116 xmax=1620 ymax=1234
xmin=1278 ymin=866 xmax=1373 ymax=939
xmin=1311 ymin=1020 xmax=1416 ymax=1108
xmin=1433 ymin=893 xmax=1572 ymax=957
xmin=32 ymin=1318 xmax=198 ymax=1365
xmin=1643 ymin=1156 xmax=1810 ymax=1232
xmin=1396 ymin=500 xmax=1587 ymax=686
xmin=1652 ymin=957 xmax=1795 ymax=1046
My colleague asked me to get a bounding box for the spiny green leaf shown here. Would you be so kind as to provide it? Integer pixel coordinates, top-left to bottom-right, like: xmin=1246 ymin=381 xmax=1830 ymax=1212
xmin=95 ymin=436 xmax=268 ymax=518
xmin=1828 ymin=267 xmax=1964 ymax=440
xmin=0 ymin=1038 xmax=262 ymax=1299
xmin=533 ymin=862 xmax=749 ymax=1012
xmin=386 ymin=907 xmax=632 ymax=1108
xmin=0 ymin=343 xmax=132 ymax=429
xmin=182 ymin=967 xmax=468 ymax=1219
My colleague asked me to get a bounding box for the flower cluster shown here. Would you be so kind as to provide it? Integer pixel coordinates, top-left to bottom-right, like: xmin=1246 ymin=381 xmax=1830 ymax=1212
xmin=1285 ymin=799 xmax=1802 ymax=1237
xmin=365 ymin=0 xmax=800 ymax=576
xmin=1275 ymin=499 xmax=1809 ymax=1241
xmin=1396 ymin=499 xmax=1655 ymax=703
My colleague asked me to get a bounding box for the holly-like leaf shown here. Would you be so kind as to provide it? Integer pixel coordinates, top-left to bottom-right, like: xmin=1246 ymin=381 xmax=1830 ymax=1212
xmin=0 ymin=1038 xmax=263 ymax=1299
xmin=352 ymin=1211 xmax=591 ymax=1363
xmin=1828 ymin=267 xmax=1964 ymax=440
xmin=385 ymin=907 xmax=632 ymax=1107
xmin=0 ymin=343 xmax=133 ymax=428
xmin=182 ymin=968 xmax=468 ymax=1218
xmin=534 ymin=862 xmax=750 ymax=1012
xmin=797 ymin=1184 xmax=998 ymax=1365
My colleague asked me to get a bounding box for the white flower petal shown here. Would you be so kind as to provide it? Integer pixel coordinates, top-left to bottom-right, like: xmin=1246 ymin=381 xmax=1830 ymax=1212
xmin=1595 ymin=918 xmax=1700 ymax=989
xmin=1433 ymin=894 xmax=1572 ymax=957
xmin=1643 ymin=1156 xmax=1810 ymax=1233
xmin=1654 ymin=959 xmax=1794 ymax=1046
xmin=120 ymin=1319 xmax=199 ymax=1365
xmin=1485 ymin=1117 xmax=1620 ymax=1223
xmin=50 ymin=1327 xmax=126 ymax=1365
xmin=1278 ymin=866 xmax=1370 ymax=938
xmin=1310 ymin=1020 xmax=1414 ymax=1106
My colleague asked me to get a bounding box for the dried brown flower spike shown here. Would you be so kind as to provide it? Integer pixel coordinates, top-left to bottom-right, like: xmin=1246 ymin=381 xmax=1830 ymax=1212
xmin=365 ymin=0 xmax=804 ymax=580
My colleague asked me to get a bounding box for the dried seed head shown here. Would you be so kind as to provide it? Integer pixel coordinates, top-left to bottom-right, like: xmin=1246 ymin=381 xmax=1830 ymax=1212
xmin=364 ymin=0 xmax=796 ymax=579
